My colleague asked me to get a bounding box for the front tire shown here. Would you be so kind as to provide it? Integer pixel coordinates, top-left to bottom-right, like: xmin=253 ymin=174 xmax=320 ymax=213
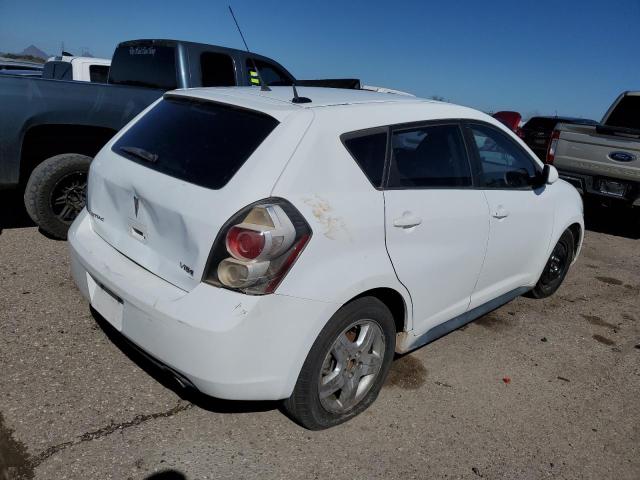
xmin=284 ymin=297 xmax=396 ymax=430
xmin=24 ymin=154 xmax=92 ymax=239
xmin=528 ymin=229 xmax=575 ymax=299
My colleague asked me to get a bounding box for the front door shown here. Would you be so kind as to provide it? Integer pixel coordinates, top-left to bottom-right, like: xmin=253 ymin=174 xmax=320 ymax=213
xmin=384 ymin=122 xmax=490 ymax=334
xmin=465 ymin=123 xmax=555 ymax=308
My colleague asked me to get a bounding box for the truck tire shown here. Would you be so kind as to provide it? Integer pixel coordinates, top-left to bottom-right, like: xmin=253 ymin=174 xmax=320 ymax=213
xmin=24 ymin=154 xmax=92 ymax=240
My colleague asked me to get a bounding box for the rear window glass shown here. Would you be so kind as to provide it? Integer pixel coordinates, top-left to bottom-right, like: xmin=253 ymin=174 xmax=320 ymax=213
xmin=605 ymin=95 xmax=640 ymax=130
xmin=523 ymin=117 xmax=557 ymax=131
xmin=89 ymin=65 xmax=109 ymax=83
xmin=112 ymin=98 xmax=279 ymax=189
xmin=109 ymin=45 xmax=177 ymax=90
xmin=343 ymin=132 xmax=387 ymax=187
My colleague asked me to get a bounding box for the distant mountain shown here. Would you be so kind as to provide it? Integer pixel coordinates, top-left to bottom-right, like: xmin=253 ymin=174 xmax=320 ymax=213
xmin=20 ymin=45 xmax=48 ymax=60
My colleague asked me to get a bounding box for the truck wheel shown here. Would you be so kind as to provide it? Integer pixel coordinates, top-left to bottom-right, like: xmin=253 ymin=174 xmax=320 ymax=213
xmin=528 ymin=229 xmax=575 ymax=299
xmin=283 ymin=297 xmax=396 ymax=430
xmin=24 ymin=154 xmax=92 ymax=239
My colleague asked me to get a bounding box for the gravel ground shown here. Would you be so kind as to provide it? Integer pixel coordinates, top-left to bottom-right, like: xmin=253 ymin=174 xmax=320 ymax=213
xmin=0 ymin=191 xmax=639 ymax=480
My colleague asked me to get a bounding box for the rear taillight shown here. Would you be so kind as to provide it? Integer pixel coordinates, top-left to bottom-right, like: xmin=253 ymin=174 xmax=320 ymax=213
xmin=203 ymin=198 xmax=311 ymax=295
xmin=546 ymin=130 xmax=560 ymax=164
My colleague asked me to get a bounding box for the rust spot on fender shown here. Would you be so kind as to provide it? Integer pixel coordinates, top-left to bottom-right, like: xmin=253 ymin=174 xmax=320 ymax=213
xmin=303 ymin=196 xmax=351 ymax=241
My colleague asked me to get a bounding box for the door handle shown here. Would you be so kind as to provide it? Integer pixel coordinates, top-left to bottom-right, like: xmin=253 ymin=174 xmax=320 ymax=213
xmin=492 ymin=206 xmax=510 ymax=219
xmin=393 ymin=214 xmax=423 ymax=228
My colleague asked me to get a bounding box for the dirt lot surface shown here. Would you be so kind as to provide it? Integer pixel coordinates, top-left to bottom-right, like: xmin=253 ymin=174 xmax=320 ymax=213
xmin=1 ymin=191 xmax=639 ymax=480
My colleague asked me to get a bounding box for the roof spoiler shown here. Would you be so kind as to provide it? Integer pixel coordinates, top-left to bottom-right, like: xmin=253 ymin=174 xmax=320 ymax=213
xmin=295 ymin=78 xmax=361 ymax=90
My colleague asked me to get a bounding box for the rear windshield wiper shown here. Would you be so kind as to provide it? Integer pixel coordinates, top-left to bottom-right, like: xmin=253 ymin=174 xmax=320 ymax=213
xmin=119 ymin=146 xmax=159 ymax=163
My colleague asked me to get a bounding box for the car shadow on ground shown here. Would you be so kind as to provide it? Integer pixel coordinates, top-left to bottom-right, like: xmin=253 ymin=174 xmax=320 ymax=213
xmin=584 ymin=200 xmax=640 ymax=240
xmin=0 ymin=188 xmax=34 ymax=233
xmin=90 ymin=308 xmax=281 ymax=416
xmin=145 ymin=470 xmax=187 ymax=479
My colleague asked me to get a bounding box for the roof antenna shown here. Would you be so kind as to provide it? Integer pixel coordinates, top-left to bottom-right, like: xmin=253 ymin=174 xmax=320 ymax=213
xmin=228 ymin=6 xmax=270 ymax=92
xmin=291 ymin=83 xmax=311 ymax=104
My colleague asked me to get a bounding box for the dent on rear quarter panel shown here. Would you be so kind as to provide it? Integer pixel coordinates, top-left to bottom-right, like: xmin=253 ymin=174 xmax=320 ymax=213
xmin=270 ymin=112 xmax=412 ymax=327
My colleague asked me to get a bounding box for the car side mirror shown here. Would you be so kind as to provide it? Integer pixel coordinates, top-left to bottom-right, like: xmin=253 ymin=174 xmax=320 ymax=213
xmin=543 ymin=164 xmax=559 ymax=185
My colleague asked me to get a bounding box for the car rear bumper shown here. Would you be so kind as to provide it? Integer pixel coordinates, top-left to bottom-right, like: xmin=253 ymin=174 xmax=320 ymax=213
xmin=557 ymin=169 xmax=640 ymax=206
xmin=68 ymin=209 xmax=337 ymax=401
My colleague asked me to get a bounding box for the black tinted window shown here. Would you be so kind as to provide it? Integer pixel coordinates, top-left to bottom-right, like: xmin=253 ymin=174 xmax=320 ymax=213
xmin=89 ymin=65 xmax=109 ymax=83
xmin=389 ymin=124 xmax=471 ymax=188
xmin=470 ymin=124 xmax=539 ymax=188
xmin=247 ymin=59 xmax=292 ymax=86
xmin=109 ymin=45 xmax=177 ymax=90
xmin=112 ymin=98 xmax=279 ymax=190
xmin=201 ymin=52 xmax=235 ymax=87
xmin=43 ymin=61 xmax=72 ymax=80
xmin=523 ymin=117 xmax=557 ymax=131
xmin=605 ymin=95 xmax=640 ymax=130
xmin=343 ymin=132 xmax=387 ymax=187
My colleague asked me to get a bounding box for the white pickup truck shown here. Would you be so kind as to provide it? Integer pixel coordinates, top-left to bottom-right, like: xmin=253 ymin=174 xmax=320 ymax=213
xmin=42 ymin=55 xmax=111 ymax=83
xmin=548 ymin=91 xmax=639 ymax=209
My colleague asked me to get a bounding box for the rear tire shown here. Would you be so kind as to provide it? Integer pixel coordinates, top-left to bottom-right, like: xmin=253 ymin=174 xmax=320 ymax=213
xmin=528 ymin=229 xmax=575 ymax=299
xmin=24 ymin=154 xmax=92 ymax=240
xmin=284 ymin=297 xmax=396 ymax=430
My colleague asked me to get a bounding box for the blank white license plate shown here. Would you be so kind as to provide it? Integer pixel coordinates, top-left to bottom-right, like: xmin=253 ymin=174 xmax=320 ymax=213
xmin=87 ymin=273 xmax=124 ymax=330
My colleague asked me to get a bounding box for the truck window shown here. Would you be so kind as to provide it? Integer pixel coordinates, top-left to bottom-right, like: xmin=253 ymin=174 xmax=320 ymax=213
xmin=605 ymin=95 xmax=640 ymax=131
xmin=43 ymin=61 xmax=72 ymax=80
xmin=89 ymin=65 xmax=109 ymax=83
xmin=200 ymin=52 xmax=236 ymax=87
xmin=246 ymin=59 xmax=292 ymax=86
xmin=109 ymin=45 xmax=177 ymax=90
xmin=112 ymin=98 xmax=279 ymax=190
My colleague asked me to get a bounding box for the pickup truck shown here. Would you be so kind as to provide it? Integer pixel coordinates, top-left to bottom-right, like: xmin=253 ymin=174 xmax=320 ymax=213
xmin=549 ymin=91 xmax=640 ymax=210
xmin=42 ymin=55 xmax=111 ymax=83
xmin=0 ymin=39 xmax=297 ymax=238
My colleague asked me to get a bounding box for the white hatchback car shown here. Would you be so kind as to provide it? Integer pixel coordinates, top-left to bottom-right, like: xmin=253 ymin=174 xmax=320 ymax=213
xmin=69 ymin=87 xmax=583 ymax=429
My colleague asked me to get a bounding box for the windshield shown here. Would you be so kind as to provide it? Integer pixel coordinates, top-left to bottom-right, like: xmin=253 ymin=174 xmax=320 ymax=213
xmin=605 ymin=95 xmax=640 ymax=130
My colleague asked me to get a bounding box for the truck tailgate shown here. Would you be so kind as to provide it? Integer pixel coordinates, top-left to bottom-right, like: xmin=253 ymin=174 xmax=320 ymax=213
xmin=554 ymin=125 xmax=640 ymax=182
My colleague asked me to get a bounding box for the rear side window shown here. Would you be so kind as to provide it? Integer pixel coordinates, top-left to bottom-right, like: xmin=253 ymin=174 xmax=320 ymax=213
xmin=89 ymin=65 xmax=109 ymax=83
xmin=112 ymin=98 xmax=279 ymax=190
xmin=246 ymin=59 xmax=293 ymax=86
xmin=605 ymin=95 xmax=640 ymax=130
xmin=200 ymin=52 xmax=236 ymax=87
xmin=389 ymin=124 xmax=472 ymax=188
xmin=109 ymin=45 xmax=177 ymax=90
xmin=343 ymin=132 xmax=387 ymax=187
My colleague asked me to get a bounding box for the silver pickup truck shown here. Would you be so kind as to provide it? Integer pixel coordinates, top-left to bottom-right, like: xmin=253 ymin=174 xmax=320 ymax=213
xmin=549 ymin=91 xmax=639 ymax=209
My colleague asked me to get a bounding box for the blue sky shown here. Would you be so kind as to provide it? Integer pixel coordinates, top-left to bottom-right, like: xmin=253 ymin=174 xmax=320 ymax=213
xmin=1 ymin=0 xmax=638 ymax=120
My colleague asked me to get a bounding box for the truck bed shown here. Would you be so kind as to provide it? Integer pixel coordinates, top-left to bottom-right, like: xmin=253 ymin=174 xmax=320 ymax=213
xmin=0 ymin=75 xmax=163 ymax=186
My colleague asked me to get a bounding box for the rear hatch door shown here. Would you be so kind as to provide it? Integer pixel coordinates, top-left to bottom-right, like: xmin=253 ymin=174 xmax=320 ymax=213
xmin=87 ymin=94 xmax=311 ymax=291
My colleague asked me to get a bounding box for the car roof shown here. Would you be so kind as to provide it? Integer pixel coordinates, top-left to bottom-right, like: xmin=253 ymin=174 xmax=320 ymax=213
xmin=176 ymin=86 xmax=424 ymax=107
xmin=167 ymin=85 xmax=507 ymax=131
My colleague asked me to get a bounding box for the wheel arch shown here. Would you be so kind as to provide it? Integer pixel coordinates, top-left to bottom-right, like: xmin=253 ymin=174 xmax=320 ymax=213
xmin=350 ymin=287 xmax=408 ymax=334
xmin=20 ymin=124 xmax=117 ymax=183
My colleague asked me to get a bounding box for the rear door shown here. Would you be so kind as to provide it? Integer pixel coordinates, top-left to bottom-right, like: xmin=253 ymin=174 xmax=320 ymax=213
xmin=465 ymin=122 xmax=555 ymax=308
xmin=383 ymin=122 xmax=490 ymax=334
